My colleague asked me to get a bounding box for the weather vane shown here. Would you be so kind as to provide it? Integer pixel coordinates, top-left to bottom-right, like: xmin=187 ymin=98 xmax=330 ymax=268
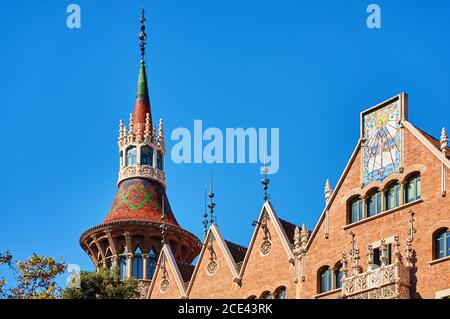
xmin=261 ymin=147 xmax=270 ymax=202
xmin=207 ymin=174 xmax=216 ymax=225
xmin=139 ymin=1 xmax=147 ymax=61
xmin=202 ymin=185 xmax=209 ymax=240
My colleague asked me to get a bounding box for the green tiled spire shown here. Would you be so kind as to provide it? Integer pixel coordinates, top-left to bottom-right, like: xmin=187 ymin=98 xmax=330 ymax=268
xmin=136 ymin=60 xmax=149 ymax=102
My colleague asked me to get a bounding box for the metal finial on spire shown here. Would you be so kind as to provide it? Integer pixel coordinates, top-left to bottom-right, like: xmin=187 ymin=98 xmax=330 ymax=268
xmin=261 ymin=147 xmax=270 ymax=202
xmin=202 ymin=185 xmax=209 ymax=240
xmin=160 ymin=194 xmax=168 ymax=244
xmin=139 ymin=3 xmax=147 ymax=62
xmin=207 ymin=174 xmax=216 ymax=225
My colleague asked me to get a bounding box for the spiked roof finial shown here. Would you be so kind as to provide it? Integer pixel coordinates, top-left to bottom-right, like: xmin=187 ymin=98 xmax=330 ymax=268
xmin=324 ymin=179 xmax=332 ymax=205
xmin=440 ymin=127 xmax=448 ymax=153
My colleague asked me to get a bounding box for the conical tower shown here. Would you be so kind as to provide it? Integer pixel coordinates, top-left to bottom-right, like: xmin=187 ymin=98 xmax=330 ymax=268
xmin=79 ymin=7 xmax=201 ymax=284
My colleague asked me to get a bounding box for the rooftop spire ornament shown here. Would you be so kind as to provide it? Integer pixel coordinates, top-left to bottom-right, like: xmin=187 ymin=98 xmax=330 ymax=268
xmin=202 ymin=185 xmax=208 ymax=240
xmin=441 ymin=127 xmax=448 ymax=154
xmin=207 ymin=174 xmax=216 ymax=225
xmin=139 ymin=2 xmax=147 ymax=61
xmin=261 ymin=147 xmax=270 ymax=202
xmin=160 ymin=194 xmax=168 ymax=245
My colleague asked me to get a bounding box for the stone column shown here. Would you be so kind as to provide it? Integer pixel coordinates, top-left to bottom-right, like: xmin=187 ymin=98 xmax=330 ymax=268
xmin=127 ymin=255 xmax=133 ymax=279
xmin=362 ymin=197 xmax=367 ymax=219
xmin=381 ymin=189 xmax=386 ymax=212
xmin=142 ymin=254 xmax=149 ymax=280
xmin=400 ymin=182 xmax=405 ymax=205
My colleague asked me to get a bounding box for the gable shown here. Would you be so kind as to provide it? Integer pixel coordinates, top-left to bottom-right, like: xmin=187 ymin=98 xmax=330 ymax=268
xmin=147 ymin=246 xmax=187 ymax=299
xmin=187 ymin=227 xmax=241 ymax=298
xmin=237 ymin=203 xmax=296 ymax=296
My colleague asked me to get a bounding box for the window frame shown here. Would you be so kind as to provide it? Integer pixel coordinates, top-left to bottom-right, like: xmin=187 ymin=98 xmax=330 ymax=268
xmin=435 ymin=229 xmax=450 ymax=260
xmin=125 ymin=146 xmax=137 ymax=167
xmin=140 ymin=146 xmax=154 ymax=166
xmin=349 ymin=196 xmax=363 ymax=224
xmin=319 ymin=267 xmax=333 ymax=293
xmin=405 ymin=174 xmax=421 ymax=204
xmin=385 ymin=181 xmax=400 ymax=211
xmin=366 ymin=189 xmax=382 ymax=217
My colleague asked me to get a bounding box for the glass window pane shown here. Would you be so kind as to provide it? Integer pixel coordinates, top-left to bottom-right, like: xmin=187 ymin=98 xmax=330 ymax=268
xmin=437 ymin=236 xmax=444 ymax=259
xmin=446 ymin=232 xmax=450 ymax=257
xmin=141 ymin=147 xmax=153 ymax=166
xmin=157 ymin=152 xmax=163 ymax=170
xmin=126 ymin=147 xmax=137 ymax=166
xmin=416 ymin=176 xmax=421 ymax=200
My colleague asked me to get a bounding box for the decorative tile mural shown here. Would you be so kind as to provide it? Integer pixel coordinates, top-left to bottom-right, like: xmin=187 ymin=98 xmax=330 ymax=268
xmin=363 ymin=101 xmax=402 ymax=186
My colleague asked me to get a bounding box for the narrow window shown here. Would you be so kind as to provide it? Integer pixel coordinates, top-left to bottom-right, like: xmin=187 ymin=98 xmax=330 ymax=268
xmin=156 ymin=151 xmax=163 ymax=170
xmin=132 ymin=247 xmax=143 ymax=279
xmin=147 ymin=248 xmax=157 ymax=279
xmin=141 ymin=146 xmax=153 ymax=166
xmin=126 ymin=147 xmax=137 ymax=166
xmin=119 ymin=251 xmax=127 ymax=279
xmin=319 ymin=267 xmax=333 ymax=293
xmin=274 ymin=287 xmax=287 ymax=299
xmin=373 ymin=244 xmax=392 ymax=266
xmin=435 ymin=229 xmax=450 ymax=260
xmin=334 ymin=263 xmax=343 ymax=289
xmin=405 ymin=174 xmax=421 ymax=204
xmin=260 ymin=291 xmax=272 ymax=299
xmin=349 ymin=197 xmax=363 ymax=224
xmin=367 ymin=190 xmax=382 ymax=217
xmin=386 ymin=182 xmax=400 ymax=210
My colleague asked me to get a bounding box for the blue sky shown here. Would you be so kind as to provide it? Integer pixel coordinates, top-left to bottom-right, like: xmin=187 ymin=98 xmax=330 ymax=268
xmin=1 ymin=0 xmax=450 ymax=287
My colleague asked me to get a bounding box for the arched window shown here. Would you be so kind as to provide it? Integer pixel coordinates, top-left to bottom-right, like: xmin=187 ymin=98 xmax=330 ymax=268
xmin=334 ymin=263 xmax=343 ymax=289
xmin=126 ymin=147 xmax=137 ymax=166
xmin=132 ymin=247 xmax=143 ymax=279
xmin=405 ymin=174 xmax=421 ymax=203
xmin=385 ymin=182 xmax=400 ymax=210
xmin=319 ymin=267 xmax=333 ymax=293
xmin=141 ymin=146 xmax=153 ymax=166
xmin=147 ymin=248 xmax=157 ymax=280
xmin=349 ymin=196 xmax=363 ymax=224
xmin=156 ymin=151 xmax=163 ymax=170
xmin=119 ymin=248 xmax=128 ymax=279
xmin=435 ymin=229 xmax=450 ymax=260
xmin=366 ymin=189 xmax=382 ymax=217
xmin=274 ymin=286 xmax=287 ymax=299
xmin=260 ymin=291 xmax=272 ymax=299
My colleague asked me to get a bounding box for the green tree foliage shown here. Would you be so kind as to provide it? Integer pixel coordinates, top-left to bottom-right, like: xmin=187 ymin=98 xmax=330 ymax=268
xmin=63 ymin=266 xmax=140 ymax=299
xmin=0 ymin=252 xmax=66 ymax=299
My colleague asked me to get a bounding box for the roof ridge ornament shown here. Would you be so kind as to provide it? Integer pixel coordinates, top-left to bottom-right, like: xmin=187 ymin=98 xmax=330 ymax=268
xmin=324 ymin=179 xmax=332 ymax=205
xmin=207 ymin=174 xmax=216 ymax=225
xmin=440 ymin=127 xmax=448 ymax=154
xmin=261 ymin=147 xmax=270 ymax=202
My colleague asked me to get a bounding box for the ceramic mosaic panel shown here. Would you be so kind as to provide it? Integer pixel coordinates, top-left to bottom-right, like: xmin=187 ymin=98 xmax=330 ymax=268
xmin=363 ymin=101 xmax=402 ymax=186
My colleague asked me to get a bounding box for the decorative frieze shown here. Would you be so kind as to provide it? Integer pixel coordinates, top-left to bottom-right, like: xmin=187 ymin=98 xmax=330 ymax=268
xmin=118 ymin=165 xmax=166 ymax=186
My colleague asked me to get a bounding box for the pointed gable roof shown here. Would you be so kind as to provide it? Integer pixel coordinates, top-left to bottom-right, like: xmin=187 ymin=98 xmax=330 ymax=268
xmin=224 ymin=240 xmax=247 ymax=265
xmin=176 ymin=262 xmax=195 ymax=287
xmin=186 ymin=224 xmax=242 ymax=294
xmin=238 ymin=201 xmax=296 ymax=277
xmin=147 ymin=244 xmax=188 ymax=298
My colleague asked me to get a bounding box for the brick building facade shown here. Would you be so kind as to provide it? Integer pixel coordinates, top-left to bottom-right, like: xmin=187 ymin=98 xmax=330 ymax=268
xmin=80 ymin=9 xmax=450 ymax=300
